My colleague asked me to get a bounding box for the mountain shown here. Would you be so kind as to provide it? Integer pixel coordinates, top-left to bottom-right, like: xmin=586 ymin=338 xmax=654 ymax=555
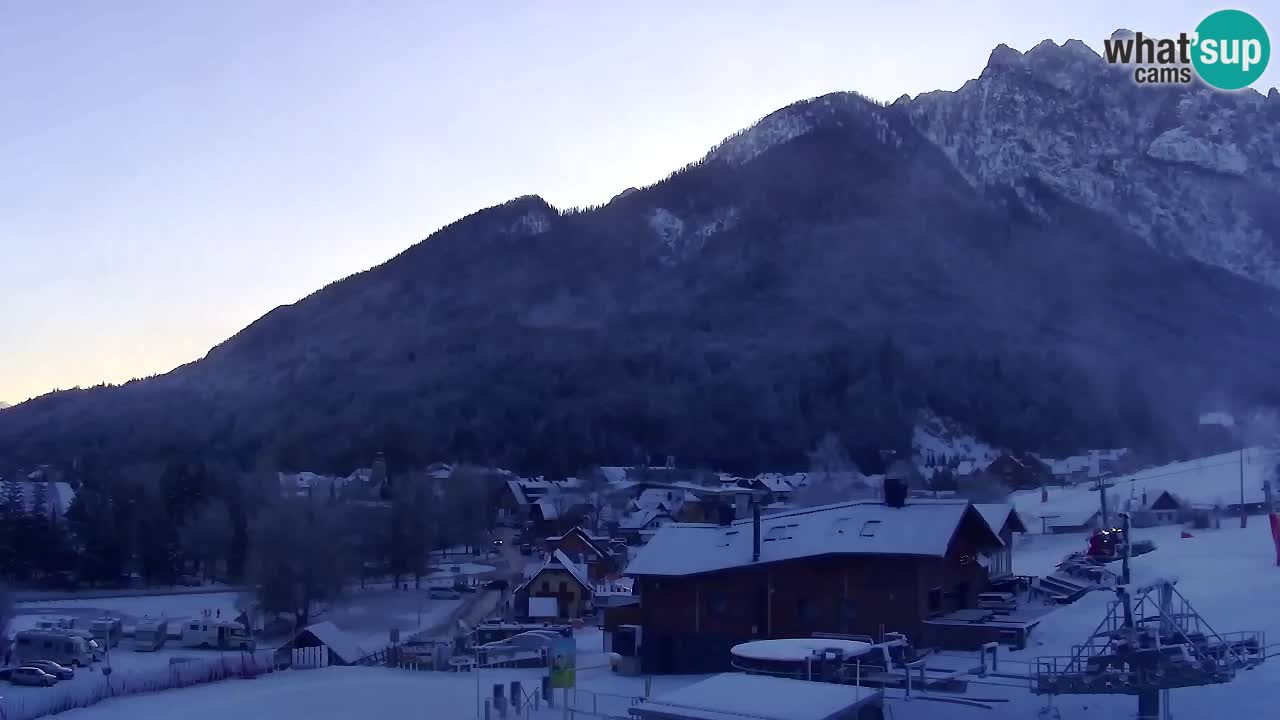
xmin=3 ymin=36 xmax=1280 ymax=476
xmin=0 ymin=402 xmax=10 ymax=410
xmin=902 ymin=38 xmax=1280 ymax=288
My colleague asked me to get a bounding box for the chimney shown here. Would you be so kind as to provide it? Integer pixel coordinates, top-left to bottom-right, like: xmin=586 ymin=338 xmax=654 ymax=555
xmin=884 ymin=477 xmax=907 ymax=508
xmin=752 ymin=499 xmax=761 ymax=563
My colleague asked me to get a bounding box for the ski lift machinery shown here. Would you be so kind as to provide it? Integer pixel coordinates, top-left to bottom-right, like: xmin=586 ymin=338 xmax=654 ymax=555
xmin=1031 ymin=576 xmax=1265 ymax=720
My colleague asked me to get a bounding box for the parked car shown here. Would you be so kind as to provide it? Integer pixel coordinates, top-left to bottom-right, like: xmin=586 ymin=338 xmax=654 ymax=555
xmin=484 ymin=579 xmax=509 ymax=591
xmin=9 ymin=667 xmax=59 ymax=687
xmin=519 ymin=544 xmax=533 ymax=556
xmin=21 ymin=660 xmax=73 ymax=680
xmin=453 ymin=583 xmax=478 ymax=594
xmin=429 ymin=589 xmax=461 ymax=600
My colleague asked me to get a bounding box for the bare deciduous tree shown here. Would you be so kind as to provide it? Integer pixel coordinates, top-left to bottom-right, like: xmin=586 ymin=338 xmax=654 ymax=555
xmin=249 ymin=498 xmax=353 ymax=629
xmin=0 ymin=583 xmax=12 ymax=664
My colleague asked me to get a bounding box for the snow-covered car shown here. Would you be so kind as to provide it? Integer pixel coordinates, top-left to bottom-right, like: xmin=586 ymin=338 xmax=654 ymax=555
xmin=9 ymin=667 xmax=59 ymax=687
xmin=21 ymin=660 xmax=74 ymax=680
xmin=429 ymin=589 xmax=461 ymax=600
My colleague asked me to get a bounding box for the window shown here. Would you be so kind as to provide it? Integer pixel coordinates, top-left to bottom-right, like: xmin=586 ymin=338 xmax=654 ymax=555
xmin=797 ymin=597 xmax=818 ymax=623
xmin=542 ymin=580 xmax=551 ymax=591
xmin=705 ymin=591 xmax=728 ymax=617
xmin=859 ymin=520 xmax=882 ymax=537
xmin=559 ymin=581 xmax=568 ymax=594
xmin=190 ymin=624 xmax=199 ymax=631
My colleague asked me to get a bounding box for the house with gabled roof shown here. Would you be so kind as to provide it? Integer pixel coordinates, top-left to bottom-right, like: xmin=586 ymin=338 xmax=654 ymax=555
xmin=624 ymin=494 xmax=1003 ymax=673
xmin=972 ymin=503 xmax=1027 ymax=579
xmin=544 ymin=526 xmax=620 ymax=581
xmin=513 ymin=549 xmax=594 ymax=620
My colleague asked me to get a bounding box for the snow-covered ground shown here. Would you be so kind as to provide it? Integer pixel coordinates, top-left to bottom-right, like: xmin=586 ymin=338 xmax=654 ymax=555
xmin=13 ymin=591 xmax=247 ymax=634
xmin=14 ymin=529 xmax=1280 ymax=720
xmin=10 ymin=519 xmax=1280 ymax=719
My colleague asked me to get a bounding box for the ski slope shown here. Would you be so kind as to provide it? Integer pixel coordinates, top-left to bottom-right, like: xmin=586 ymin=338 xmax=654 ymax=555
xmin=1012 ymin=447 xmax=1279 ymax=532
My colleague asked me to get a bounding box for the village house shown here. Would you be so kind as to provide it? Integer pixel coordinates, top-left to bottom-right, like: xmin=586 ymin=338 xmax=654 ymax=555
xmin=1048 ymin=457 xmax=1093 ymax=486
xmin=543 ymin=526 xmax=621 ymax=581
xmin=622 ymin=483 xmax=1003 ymax=674
xmin=984 ymin=453 xmax=1051 ymax=490
xmin=513 ymin=549 xmax=594 ymax=620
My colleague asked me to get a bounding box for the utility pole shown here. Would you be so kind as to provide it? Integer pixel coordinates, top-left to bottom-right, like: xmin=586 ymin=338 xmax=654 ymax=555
xmin=1240 ymin=448 xmax=1247 ymax=529
xmin=1092 ymin=451 xmax=1108 ymax=528
xmin=1120 ymin=512 xmax=1132 ymax=586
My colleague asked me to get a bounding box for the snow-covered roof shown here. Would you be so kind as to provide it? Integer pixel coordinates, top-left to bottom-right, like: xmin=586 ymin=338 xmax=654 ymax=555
xmin=1042 ymin=508 xmax=1102 ymax=527
xmin=519 ymin=550 xmax=593 ymax=595
xmin=973 ymin=503 xmax=1022 ymax=539
xmin=599 ymin=466 xmax=630 ymax=484
xmin=626 ymin=499 xmax=995 ymax=577
xmin=619 ymin=508 xmax=670 ymax=530
xmin=632 ymin=673 xmax=873 ymax=720
xmin=731 ymin=638 xmax=871 ymax=662
xmin=754 ymin=473 xmax=807 ymax=493
xmin=295 ymin=621 xmax=368 ymax=664
xmin=506 ymin=479 xmax=530 ymax=506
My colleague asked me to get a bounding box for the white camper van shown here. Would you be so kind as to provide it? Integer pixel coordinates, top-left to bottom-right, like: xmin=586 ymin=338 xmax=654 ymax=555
xmin=133 ymin=617 xmax=170 ymax=651
xmin=90 ymin=616 xmax=124 ymax=649
xmin=181 ymin=619 xmax=255 ymax=651
xmin=13 ymin=630 xmax=95 ymax=667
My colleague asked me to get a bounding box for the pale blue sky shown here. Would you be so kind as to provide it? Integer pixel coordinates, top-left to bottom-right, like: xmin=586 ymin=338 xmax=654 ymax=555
xmin=2 ymin=1 xmax=1275 ymax=404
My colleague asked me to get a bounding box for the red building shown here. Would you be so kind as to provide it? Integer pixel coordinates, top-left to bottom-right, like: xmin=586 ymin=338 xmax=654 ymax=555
xmin=624 ymin=494 xmax=1002 ymax=674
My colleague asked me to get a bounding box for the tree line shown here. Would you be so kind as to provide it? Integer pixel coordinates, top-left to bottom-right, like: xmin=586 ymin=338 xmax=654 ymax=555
xmin=0 ymin=458 xmax=502 ymax=630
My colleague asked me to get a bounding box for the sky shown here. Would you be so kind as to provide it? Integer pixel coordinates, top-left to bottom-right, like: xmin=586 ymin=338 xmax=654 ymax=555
xmin=2 ymin=1 xmax=1277 ymax=405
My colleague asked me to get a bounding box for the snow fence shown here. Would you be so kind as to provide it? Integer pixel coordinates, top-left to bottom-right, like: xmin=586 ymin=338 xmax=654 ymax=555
xmin=0 ymin=650 xmax=276 ymax=720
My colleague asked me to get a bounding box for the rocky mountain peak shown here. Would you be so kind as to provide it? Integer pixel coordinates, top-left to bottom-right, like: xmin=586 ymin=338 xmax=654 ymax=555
xmin=903 ymin=36 xmax=1280 ymax=287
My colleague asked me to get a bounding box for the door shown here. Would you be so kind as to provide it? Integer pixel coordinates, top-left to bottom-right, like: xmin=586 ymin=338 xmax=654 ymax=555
xmin=754 ymin=583 xmax=769 ymax=636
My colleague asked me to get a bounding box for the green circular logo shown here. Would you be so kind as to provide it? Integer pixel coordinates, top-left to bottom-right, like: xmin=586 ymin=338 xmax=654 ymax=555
xmin=1192 ymin=9 xmax=1270 ymax=90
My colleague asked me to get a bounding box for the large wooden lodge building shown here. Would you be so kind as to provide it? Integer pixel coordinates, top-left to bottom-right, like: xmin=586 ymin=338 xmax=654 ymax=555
xmin=624 ymin=486 xmax=1011 ymax=674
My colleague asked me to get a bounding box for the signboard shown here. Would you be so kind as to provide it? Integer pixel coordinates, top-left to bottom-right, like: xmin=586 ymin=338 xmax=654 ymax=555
xmin=549 ymin=636 xmax=576 ymax=689
xmin=1269 ymin=513 xmax=1280 ymax=566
